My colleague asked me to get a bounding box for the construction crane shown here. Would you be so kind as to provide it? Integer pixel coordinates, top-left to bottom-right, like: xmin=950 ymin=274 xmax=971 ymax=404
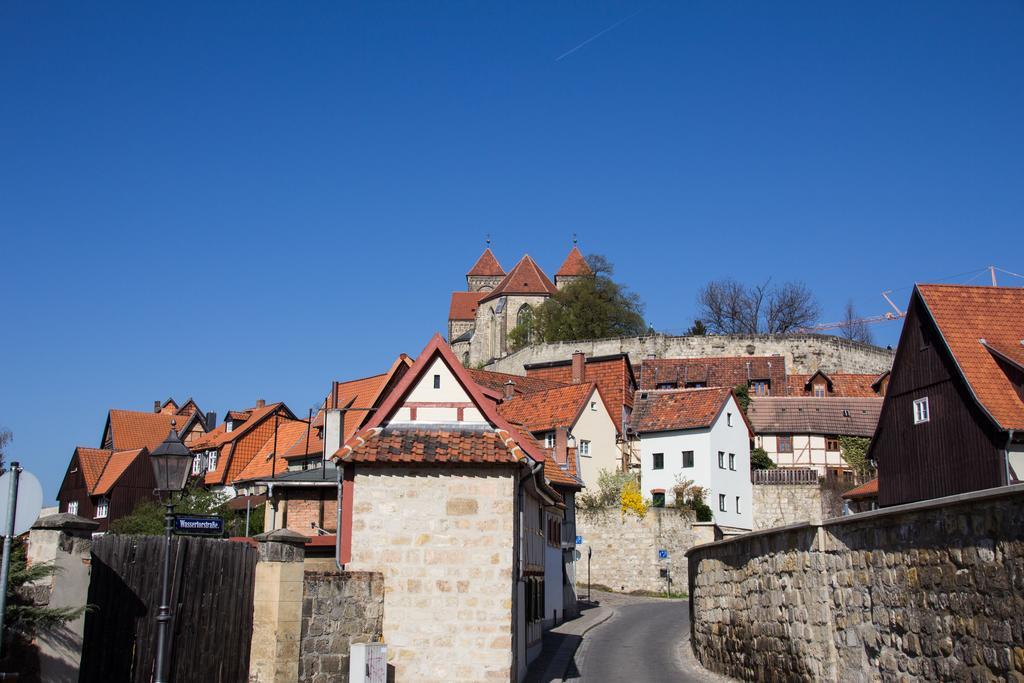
xmin=799 ymin=291 xmax=905 ymax=334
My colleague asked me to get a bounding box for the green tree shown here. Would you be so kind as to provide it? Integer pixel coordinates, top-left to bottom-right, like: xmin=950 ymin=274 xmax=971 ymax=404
xmin=687 ymin=319 xmax=708 ymax=336
xmin=750 ymin=447 xmax=776 ymax=470
xmin=839 ymin=436 xmax=872 ymax=476
xmin=733 ymin=384 xmax=751 ymax=414
xmin=109 ymin=487 xmax=264 ymax=537
xmin=508 ymin=255 xmax=646 ymax=346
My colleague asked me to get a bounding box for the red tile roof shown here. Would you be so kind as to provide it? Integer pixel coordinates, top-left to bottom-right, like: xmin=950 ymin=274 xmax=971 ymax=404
xmin=192 ymin=402 xmax=284 ymax=450
xmin=842 ymin=477 xmax=878 ymax=500
xmin=468 ymin=369 xmax=570 ymax=396
xmin=449 ymin=291 xmax=485 ymax=321
xmin=234 ymin=419 xmax=311 ymax=482
xmin=747 ymin=397 xmax=882 ymax=437
xmin=786 ymin=372 xmax=882 ymax=398
xmin=497 ymin=383 xmax=595 ymax=432
xmin=629 ymin=387 xmax=735 ymax=434
xmin=555 ymin=246 xmax=592 ymax=277
xmin=479 ymin=255 xmax=558 ymax=303
xmin=918 ymin=284 xmax=1024 ymax=430
xmin=639 ymin=356 xmax=786 ymax=391
xmin=75 ymin=447 xmax=113 ymax=492
xmin=526 ymin=354 xmax=635 ymax=433
xmin=94 ymin=448 xmax=146 ymax=496
xmin=543 ymin=450 xmax=581 ymax=488
xmin=338 ymin=425 xmax=525 ymax=465
xmin=467 ymin=248 xmax=506 ymax=277
xmin=107 ymin=410 xmax=192 ymax=451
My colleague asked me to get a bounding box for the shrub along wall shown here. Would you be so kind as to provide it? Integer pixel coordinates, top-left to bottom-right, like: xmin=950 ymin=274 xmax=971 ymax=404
xmin=687 ymin=484 xmax=1024 ymax=682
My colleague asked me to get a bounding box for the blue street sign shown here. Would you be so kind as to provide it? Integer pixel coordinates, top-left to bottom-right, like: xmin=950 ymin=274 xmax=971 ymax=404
xmin=658 ymin=549 xmax=669 ymax=560
xmin=174 ymin=515 xmax=225 ymax=536
xmin=575 ymin=535 xmax=583 ymax=545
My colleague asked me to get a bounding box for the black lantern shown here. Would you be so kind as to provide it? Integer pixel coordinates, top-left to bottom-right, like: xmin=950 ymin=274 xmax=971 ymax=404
xmin=150 ymin=421 xmax=192 ymax=494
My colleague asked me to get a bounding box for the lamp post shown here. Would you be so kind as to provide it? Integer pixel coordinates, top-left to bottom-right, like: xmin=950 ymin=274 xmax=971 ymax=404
xmin=149 ymin=421 xmax=193 ymax=683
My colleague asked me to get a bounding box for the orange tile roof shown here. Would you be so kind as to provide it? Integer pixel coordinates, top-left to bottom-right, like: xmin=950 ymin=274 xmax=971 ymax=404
xmin=497 ymin=383 xmax=595 ymax=433
xmin=543 ymin=451 xmax=581 ymax=488
xmin=468 ymin=369 xmax=570 ymax=396
xmin=918 ymin=284 xmax=1024 ymax=430
xmin=467 ymin=248 xmax=506 ymax=276
xmin=555 ymin=246 xmax=592 ymax=277
xmin=786 ymin=372 xmax=882 ymax=398
xmin=479 ymin=255 xmax=558 ymax=303
xmin=94 ymin=448 xmax=146 ymax=496
xmin=107 ymin=410 xmax=190 ymax=451
xmin=192 ymin=423 xmax=230 ymax=449
xmin=234 ymin=419 xmax=311 ymax=482
xmin=338 ymin=425 xmax=525 ymax=465
xmin=842 ymin=477 xmax=879 ymax=500
xmin=630 ymin=387 xmax=735 ymax=434
xmin=75 ymin=448 xmax=113 ymax=492
xmin=192 ymin=402 xmax=283 ymax=450
xmin=449 ymin=291 xmax=485 ymax=321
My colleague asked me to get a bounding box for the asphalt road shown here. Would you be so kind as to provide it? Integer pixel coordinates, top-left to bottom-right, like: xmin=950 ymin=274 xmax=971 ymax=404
xmin=574 ymin=598 xmax=706 ymax=683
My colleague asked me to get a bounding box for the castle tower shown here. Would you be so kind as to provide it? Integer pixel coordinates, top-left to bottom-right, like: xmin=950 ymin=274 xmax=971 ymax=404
xmin=466 ymin=248 xmax=506 ymax=292
xmin=472 ymin=255 xmax=559 ymax=363
xmin=554 ymin=245 xmax=593 ymax=289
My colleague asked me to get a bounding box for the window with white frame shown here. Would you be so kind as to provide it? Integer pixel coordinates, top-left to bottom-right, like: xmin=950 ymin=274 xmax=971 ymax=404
xmin=544 ymin=433 xmax=555 ymax=449
xmin=719 ymin=494 xmax=726 ymax=512
xmin=192 ymin=454 xmax=203 ymax=475
xmin=913 ymin=397 xmax=930 ymax=424
xmin=579 ymin=440 xmax=591 ymax=457
xmin=95 ymin=498 xmax=109 ymax=519
xmin=68 ymin=500 xmax=79 ymax=515
xmin=207 ymin=450 xmax=218 ymax=471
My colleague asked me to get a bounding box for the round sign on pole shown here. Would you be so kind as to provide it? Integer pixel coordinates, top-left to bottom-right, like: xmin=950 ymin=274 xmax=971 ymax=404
xmin=0 ymin=470 xmax=44 ymax=537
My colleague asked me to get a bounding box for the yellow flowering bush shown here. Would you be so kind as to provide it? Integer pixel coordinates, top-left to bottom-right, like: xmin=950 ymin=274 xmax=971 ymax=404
xmin=620 ymin=478 xmax=648 ymax=519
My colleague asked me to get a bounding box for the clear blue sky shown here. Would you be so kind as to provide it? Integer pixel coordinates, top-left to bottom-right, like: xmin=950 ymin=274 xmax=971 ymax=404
xmin=3 ymin=2 xmax=1023 ymax=499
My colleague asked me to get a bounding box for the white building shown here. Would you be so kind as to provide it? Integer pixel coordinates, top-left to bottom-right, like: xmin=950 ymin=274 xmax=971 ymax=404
xmin=631 ymin=387 xmax=753 ymax=530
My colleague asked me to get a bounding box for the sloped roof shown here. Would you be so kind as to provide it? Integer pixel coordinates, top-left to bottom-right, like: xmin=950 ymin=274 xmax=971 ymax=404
xmin=639 ymin=356 xmax=785 ymax=390
xmin=786 ymin=372 xmax=882 ymax=397
xmin=497 ymin=383 xmax=595 ymax=433
xmin=917 ymin=284 xmax=1024 ymax=430
xmin=555 ymin=246 xmax=592 ymax=277
xmin=234 ymin=419 xmax=312 ymax=482
xmin=94 ymin=448 xmax=146 ymax=496
xmin=338 ymin=424 xmax=525 ymax=465
xmin=747 ymin=397 xmax=882 ymax=437
xmin=449 ymin=291 xmax=485 ymax=321
xmin=192 ymin=402 xmax=289 ymax=450
xmin=842 ymin=478 xmax=879 ymax=500
xmin=107 ymin=410 xmax=193 ymax=451
xmin=479 ymin=255 xmax=558 ymax=303
xmin=74 ymin=448 xmax=113 ymax=492
xmin=467 ymin=248 xmax=506 ymax=277
xmin=630 ymin=387 xmax=735 ymax=434
xmin=468 ymin=369 xmax=570 ymax=396
xmin=543 ymin=449 xmax=582 ymax=488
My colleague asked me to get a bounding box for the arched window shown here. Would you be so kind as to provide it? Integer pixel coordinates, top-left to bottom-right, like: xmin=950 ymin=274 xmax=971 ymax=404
xmin=490 ymin=307 xmax=500 ymax=358
xmin=517 ymin=304 xmax=533 ymax=330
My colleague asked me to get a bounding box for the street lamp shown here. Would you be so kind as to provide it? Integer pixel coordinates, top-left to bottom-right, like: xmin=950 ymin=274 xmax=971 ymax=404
xmin=149 ymin=421 xmax=192 ymax=683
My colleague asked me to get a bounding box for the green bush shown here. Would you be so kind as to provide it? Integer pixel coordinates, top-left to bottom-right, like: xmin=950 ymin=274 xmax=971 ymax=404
xmin=750 ymin=447 xmax=776 ymax=470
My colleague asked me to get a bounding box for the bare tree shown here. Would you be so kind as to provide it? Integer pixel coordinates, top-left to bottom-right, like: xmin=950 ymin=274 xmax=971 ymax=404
xmin=0 ymin=428 xmax=10 ymax=474
xmin=697 ymin=278 xmax=820 ymax=334
xmin=840 ymin=300 xmax=874 ymax=344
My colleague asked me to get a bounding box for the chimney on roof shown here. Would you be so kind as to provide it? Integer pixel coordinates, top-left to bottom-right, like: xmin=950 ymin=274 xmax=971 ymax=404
xmin=205 ymin=411 xmax=217 ymax=430
xmin=571 ymin=351 xmax=585 ymax=384
xmin=324 ymin=408 xmax=342 ymax=462
xmin=256 ymin=399 xmax=266 ymax=409
xmin=555 ymin=426 xmax=569 ymax=465
xmin=503 ymin=380 xmax=516 ymax=401
xmin=154 ymin=400 xmax=161 ymax=413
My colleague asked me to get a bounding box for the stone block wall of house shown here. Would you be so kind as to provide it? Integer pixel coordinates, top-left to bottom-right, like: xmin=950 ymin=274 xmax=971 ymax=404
xmin=299 ymin=570 xmax=384 ymax=682
xmin=486 ymin=333 xmax=894 ymax=375
xmin=346 ymin=465 xmax=516 ymax=682
xmin=576 ymin=507 xmax=698 ymax=594
xmin=687 ymin=484 xmax=1024 ymax=682
xmin=751 ymin=481 xmax=845 ymax=530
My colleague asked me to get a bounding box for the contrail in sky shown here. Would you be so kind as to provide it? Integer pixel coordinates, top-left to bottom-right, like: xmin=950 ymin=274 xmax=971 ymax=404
xmin=555 ymin=7 xmax=646 ymax=62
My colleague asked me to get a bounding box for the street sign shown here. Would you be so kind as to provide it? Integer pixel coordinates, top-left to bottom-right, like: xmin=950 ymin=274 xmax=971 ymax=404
xmin=0 ymin=469 xmax=42 ymax=537
xmin=173 ymin=515 xmax=225 ymax=536
xmin=575 ymin=535 xmax=583 ymax=545
xmin=658 ymin=549 xmax=669 ymax=560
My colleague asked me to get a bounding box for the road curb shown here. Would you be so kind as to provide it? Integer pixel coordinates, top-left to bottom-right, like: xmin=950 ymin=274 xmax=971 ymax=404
xmin=555 ymin=606 xmax=614 ymax=683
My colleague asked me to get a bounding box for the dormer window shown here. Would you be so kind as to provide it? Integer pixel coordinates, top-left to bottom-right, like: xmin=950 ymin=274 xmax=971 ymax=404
xmin=207 ymin=450 xmax=218 ymax=471
xmin=656 ymin=382 xmax=678 ymax=390
xmin=813 ymin=383 xmax=827 ymax=398
xmin=544 ymin=433 xmax=555 ymax=449
xmin=192 ymin=454 xmax=203 ymax=475
xmin=226 ymin=420 xmax=235 ymax=433
xmin=749 ymin=380 xmax=770 ymax=396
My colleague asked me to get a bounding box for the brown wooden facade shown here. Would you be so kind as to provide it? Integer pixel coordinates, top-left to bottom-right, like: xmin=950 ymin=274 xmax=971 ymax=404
xmin=871 ymin=291 xmax=1008 ymax=507
xmin=56 ymin=449 xmax=158 ymax=532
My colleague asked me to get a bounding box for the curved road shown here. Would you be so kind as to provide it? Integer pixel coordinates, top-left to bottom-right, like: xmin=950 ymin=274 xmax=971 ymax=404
xmin=574 ymin=596 xmax=706 ymax=682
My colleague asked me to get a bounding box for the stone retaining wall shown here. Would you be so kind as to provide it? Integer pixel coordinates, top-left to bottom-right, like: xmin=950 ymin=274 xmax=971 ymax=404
xmin=487 ymin=333 xmax=894 ymax=375
xmin=687 ymin=484 xmax=1024 ymax=682
xmin=576 ymin=507 xmax=712 ymax=594
xmin=299 ymin=570 xmax=384 ymax=683
xmin=751 ymin=481 xmax=845 ymax=530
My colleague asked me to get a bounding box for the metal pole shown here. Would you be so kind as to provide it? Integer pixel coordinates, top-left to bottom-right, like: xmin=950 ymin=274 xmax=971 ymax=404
xmin=0 ymin=462 xmax=21 ymax=658
xmin=587 ymin=545 xmax=592 ymax=602
xmin=245 ymin=498 xmax=251 ymax=538
xmin=154 ymin=501 xmax=175 ymax=683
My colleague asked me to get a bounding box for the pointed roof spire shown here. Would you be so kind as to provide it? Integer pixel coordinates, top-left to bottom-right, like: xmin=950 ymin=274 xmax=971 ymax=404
xmin=467 ymin=248 xmax=506 ymax=277
xmin=480 ymin=255 xmax=558 ymax=303
xmin=556 ymin=245 xmax=592 ymax=277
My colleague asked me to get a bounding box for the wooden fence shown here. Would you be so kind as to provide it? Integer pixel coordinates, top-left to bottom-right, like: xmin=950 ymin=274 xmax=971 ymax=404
xmin=751 ymin=467 xmax=868 ymax=488
xmin=79 ymin=535 xmax=257 ymax=683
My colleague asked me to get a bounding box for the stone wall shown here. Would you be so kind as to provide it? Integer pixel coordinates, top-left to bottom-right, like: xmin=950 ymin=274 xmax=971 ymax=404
xmin=486 ymin=333 xmax=894 ymax=375
xmin=576 ymin=507 xmax=710 ymax=594
xmin=346 ymin=466 xmax=516 ymax=682
xmin=299 ymin=570 xmax=384 ymax=683
xmin=687 ymin=484 xmax=1024 ymax=682
xmin=751 ymin=481 xmax=845 ymax=530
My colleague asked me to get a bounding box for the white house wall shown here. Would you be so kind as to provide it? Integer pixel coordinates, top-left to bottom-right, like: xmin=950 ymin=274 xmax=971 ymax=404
xmin=391 ymin=357 xmax=487 ymax=424
xmin=570 ymin=387 xmax=619 ymax=488
xmin=756 ymin=434 xmax=849 ymax=472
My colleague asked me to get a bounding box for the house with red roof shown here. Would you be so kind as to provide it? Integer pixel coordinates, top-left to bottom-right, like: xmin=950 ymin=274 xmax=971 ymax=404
xmin=329 ymin=334 xmax=580 ymax=682
xmin=630 ymin=387 xmax=753 ymax=529
xmin=101 ymin=397 xmax=213 ymax=451
xmin=56 ymin=446 xmax=156 ymax=531
xmin=869 ymin=284 xmax=1024 ymax=507
xmin=448 ymin=245 xmax=594 ymax=366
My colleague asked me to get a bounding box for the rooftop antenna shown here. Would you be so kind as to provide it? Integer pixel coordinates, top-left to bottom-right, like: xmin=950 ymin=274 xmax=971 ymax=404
xmin=486 ymin=233 xmax=491 ymax=248
xmin=572 ymin=232 xmax=578 ymax=245
xmin=990 ymin=265 xmax=997 ymax=287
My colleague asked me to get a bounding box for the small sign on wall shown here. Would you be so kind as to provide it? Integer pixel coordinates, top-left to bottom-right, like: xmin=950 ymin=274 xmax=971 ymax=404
xmin=658 ymin=549 xmax=669 ymax=560
xmin=575 ymin=535 xmax=583 ymax=545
